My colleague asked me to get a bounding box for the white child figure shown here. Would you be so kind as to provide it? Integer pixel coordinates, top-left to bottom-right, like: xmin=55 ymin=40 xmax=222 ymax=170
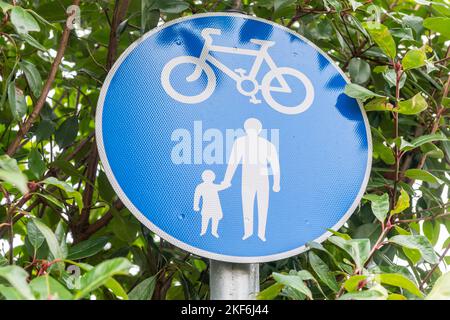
xmin=193 ymin=170 xmax=228 ymax=238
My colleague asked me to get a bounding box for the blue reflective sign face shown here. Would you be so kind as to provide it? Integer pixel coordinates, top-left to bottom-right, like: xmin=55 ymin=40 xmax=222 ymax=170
xmin=97 ymin=13 xmax=372 ymax=263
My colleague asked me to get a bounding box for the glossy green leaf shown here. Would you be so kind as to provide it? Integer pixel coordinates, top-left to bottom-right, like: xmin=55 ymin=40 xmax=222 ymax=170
xmin=343 ymin=275 xmax=367 ymax=292
xmin=397 ymin=94 xmax=428 ymax=115
xmin=404 ymin=169 xmax=442 ymax=184
xmin=128 ymin=275 xmax=157 ymax=300
xmin=0 ymin=266 xmax=34 ymax=300
xmin=390 ymin=189 xmax=410 ymax=215
xmin=364 ymin=97 xmax=394 ymax=112
xmin=10 ymin=6 xmax=40 ymax=34
xmin=308 ymin=251 xmax=339 ymax=292
xmin=75 ymin=258 xmax=132 ymax=299
xmin=344 ymin=83 xmax=384 ymax=102
xmin=28 ymin=149 xmax=46 ymax=179
xmin=402 ymin=48 xmax=426 ymax=71
xmin=0 ymin=154 xmax=29 ymax=194
xmin=272 ymin=272 xmax=312 ymax=300
xmin=27 ymin=220 xmax=45 ymax=252
xmin=29 ymin=275 xmax=73 ymax=300
xmin=67 ymin=237 xmax=109 ymax=260
xmin=363 ymin=22 xmax=396 ymax=59
xmin=42 ymin=177 xmax=83 ymax=214
xmin=363 ymin=193 xmax=389 ymax=222
xmin=423 ymin=17 xmax=450 ymax=39
xmin=348 ymin=58 xmax=371 ymax=84
xmin=32 ymin=218 xmax=65 ymax=262
xmin=55 ymin=117 xmax=78 ymax=148
xmin=375 ymin=273 xmax=423 ymax=297
xmin=328 ymin=236 xmax=370 ymax=270
xmin=8 ymin=81 xmax=27 ymax=120
xmin=389 ymin=235 xmax=438 ymax=264
xmin=19 ymin=60 xmax=43 ymax=97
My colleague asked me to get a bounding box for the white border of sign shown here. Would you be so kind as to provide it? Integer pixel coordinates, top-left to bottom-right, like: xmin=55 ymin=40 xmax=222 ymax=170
xmin=96 ymin=12 xmax=373 ymax=263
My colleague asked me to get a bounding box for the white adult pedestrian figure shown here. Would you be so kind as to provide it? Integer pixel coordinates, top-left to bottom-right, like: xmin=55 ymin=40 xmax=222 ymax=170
xmin=221 ymin=118 xmax=280 ymax=241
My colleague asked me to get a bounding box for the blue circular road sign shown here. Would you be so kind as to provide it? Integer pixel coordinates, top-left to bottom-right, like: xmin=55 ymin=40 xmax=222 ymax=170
xmin=96 ymin=13 xmax=372 ymax=263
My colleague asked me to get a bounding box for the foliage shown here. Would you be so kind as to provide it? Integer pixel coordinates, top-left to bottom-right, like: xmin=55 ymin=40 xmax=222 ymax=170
xmin=0 ymin=0 xmax=449 ymax=300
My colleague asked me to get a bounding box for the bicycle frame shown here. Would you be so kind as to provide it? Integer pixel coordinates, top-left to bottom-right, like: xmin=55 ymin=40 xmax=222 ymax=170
xmin=187 ymin=30 xmax=291 ymax=94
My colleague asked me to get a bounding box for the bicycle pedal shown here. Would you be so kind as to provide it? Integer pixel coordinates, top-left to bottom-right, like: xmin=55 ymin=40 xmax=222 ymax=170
xmin=250 ymin=98 xmax=262 ymax=104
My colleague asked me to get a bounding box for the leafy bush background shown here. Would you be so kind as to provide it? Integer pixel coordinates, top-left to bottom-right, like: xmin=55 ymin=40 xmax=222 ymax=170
xmin=0 ymin=0 xmax=449 ymax=300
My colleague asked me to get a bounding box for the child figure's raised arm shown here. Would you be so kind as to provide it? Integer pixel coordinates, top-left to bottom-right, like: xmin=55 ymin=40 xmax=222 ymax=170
xmin=193 ymin=185 xmax=201 ymax=211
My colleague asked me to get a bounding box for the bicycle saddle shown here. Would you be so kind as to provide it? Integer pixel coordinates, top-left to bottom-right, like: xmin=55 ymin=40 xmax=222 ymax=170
xmin=250 ymin=39 xmax=275 ymax=47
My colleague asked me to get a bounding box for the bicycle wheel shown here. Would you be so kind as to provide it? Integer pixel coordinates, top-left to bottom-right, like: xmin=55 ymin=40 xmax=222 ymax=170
xmin=261 ymin=67 xmax=314 ymax=115
xmin=161 ymin=56 xmax=216 ymax=104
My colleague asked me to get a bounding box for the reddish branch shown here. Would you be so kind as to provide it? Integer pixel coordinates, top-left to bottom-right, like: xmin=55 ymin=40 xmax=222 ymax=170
xmin=6 ymin=0 xmax=81 ymax=156
xmin=74 ymin=0 xmax=130 ymax=242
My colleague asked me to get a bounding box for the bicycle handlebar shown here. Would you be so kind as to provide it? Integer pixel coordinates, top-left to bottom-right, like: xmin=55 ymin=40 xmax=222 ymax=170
xmin=201 ymin=28 xmax=222 ymax=39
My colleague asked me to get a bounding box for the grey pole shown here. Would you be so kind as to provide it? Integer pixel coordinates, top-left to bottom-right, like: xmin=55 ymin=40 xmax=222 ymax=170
xmin=210 ymin=260 xmax=259 ymax=300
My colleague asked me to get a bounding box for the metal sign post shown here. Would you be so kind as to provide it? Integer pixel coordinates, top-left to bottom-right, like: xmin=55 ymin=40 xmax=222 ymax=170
xmin=210 ymin=260 xmax=259 ymax=300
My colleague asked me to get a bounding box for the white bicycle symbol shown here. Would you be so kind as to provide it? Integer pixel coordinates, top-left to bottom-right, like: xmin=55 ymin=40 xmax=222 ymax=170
xmin=161 ymin=28 xmax=315 ymax=115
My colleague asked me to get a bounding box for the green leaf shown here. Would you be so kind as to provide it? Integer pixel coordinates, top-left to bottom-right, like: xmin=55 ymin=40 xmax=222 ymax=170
xmin=98 ymin=171 xmax=116 ymax=202
xmin=426 ymin=272 xmax=450 ymax=300
xmin=19 ymin=33 xmax=47 ymax=51
xmin=389 ymin=235 xmax=438 ymax=264
xmin=397 ymin=93 xmax=428 ymax=115
xmin=343 ymin=275 xmax=367 ymax=292
xmin=348 ymin=58 xmax=371 ymax=84
xmin=272 ymin=272 xmax=312 ymax=300
xmin=75 ymin=258 xmax=132 ymax=299
xmin=326 ymin=229 xmax=352 ymax=240
xmin=32 ymin=218 xmax=65 ymax=262
xmin=375 ymin=273 xmax=423 ymax=297
xmin=328 ymin=236 xmax=370 ymax=270
xmin=27 ymin=220 xmax=45 ymax=252
xmin=420 ymin=143 xmax=444 ymax=159
xmin=339 ymin=289 xmax=386 ymax=300
xmin=308 ymin=251 xmax=339 ymax=292
xmin=10 ymin=6 xmax=40 ymax=34
xmin=0 ymin=154 xmax=29 ymax=194
xmin=42 ymin=177 xmax=83 ymax=214
xmin=344 ymin=83 xmax=384 ymax=102
xmin=55 ymin=117 xmax=78 ymax=148
xmin=390 ymin=189 xmax=410 ymax=215
xmin=411 ymin=133 xmax=448 ymax=149
xmin=8 ymin=81 xmax=27 ymax=120
xmin=373 ymin=141 xmax=395 ymax=165
xmin=363 ymin=193 xmax=389 ymax=222
xmin=35 ymin=119 xmax=56 ymax=142
xmin=29 ymin=275 xmax=73 ymax=300
xmin=19 ymin=60 xmax=43 ymax=97
xmin=423 ymin=17 xmax=450 ymax=40
xmin=0 ymin=1 xmax=13 ymax=12
xmin=0 ymin=285 xmax=22 ymax=300
xmin=404 ymin=169 xmax=442 ymax=184
xmin=402 ymin=48 xmax=426 ymax=71
xmin=0 ymin=266 xmax=35 ymax=300
xmin=67 ymin=237 xmax=109 ymax=260
xmin=158 ymin=1 xmax=189 ymax=13
xmin=423 ymin=220 xmax=440 ymax=246
xmin=257 ymin=283 xmax=284 ymax=300
xmin=364 ymin=97 xmax=394 ymax=112
xmin=128 ymin=275 xmax=157 ymax=300
xmin=363 ymin=22 xmax=396 ymax=59
xmin=28 ymin=149 xmax=46 ymax=179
